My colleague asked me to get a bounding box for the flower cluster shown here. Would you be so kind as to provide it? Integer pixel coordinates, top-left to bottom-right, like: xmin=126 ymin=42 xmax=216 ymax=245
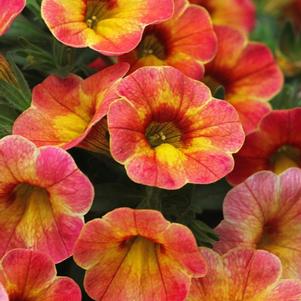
xmin=0 ymin=0 xmax=301 ymax=300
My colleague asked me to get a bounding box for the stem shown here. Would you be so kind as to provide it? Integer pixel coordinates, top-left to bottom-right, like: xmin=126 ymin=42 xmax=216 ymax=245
xmin=138 ymin=187 xmax=162 ymax=210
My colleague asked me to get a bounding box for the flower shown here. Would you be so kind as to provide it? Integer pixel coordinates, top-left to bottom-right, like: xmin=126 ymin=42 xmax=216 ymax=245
xmin=188 ymin=0 xmax=256 ymax=33
xmin=204 ymin=25 xmax=283 ymax=134
xmin=215 ymin=168 xmax=301 ymax=278
xmin=0 ymin=283 xmax=8 ymax=301
xmin=13 ymin=63 xmax=129 ymax=153
xmin=108 ymin=66 xmax=244 ymax=189
xmin=187 ymin=247 xmax=301 ymax=300
xmin=0 ymin=0 xmax=26 ymax=36
xmin=119 ymin=0 xmax=217 ymax=80
xmin=73 ymin=207 xmax=207 ymax=301
xmin=227 ymin=108 xmax=301 ymax=185
xmin=0 ymin=249 xmax=81 ymax=300
xmin=0 ymin=135 xmax=94 ymax=263
xmin=41 ymin=0 xmax=174 ymax=56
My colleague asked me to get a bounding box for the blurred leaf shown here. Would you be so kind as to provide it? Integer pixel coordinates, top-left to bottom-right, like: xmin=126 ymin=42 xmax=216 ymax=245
xmin=92 ymin=182 xmax=144 ymax=214
xmin=213 ymin=85 xmax=225 ymax=99
xmin=191 ymin=180 xmax=231 ymax=213
xmin=251 ymin=13 xmax=279 ymax=51
xmin=271 ymin=78 xmax=301 ymax=109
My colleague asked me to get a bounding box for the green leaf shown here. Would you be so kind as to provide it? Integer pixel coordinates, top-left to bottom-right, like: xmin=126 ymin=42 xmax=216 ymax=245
xmin=189 ymin=219 xmax=219 ymax=247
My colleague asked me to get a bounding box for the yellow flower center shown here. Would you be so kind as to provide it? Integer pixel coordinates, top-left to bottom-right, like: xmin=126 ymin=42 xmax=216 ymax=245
xmin=145 ymin=121 xmax=182 ymax=148
xmin=11 ymin=183 xmax=49 ymax=204
xmin=138 ymin=32 xmax=167 ymax=60
xmin=270 ymin=145 xmax=300 ymax=174
xmin=85 ymin=0 xmax=117 ymax=29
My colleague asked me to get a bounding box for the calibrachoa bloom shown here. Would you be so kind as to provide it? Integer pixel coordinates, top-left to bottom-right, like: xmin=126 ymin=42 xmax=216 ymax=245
xmin=119 ymin=0 xmax=217 ymax=80
xmin=13 ymin=63 xmax=129 ymax=152
xmin=73 ymin=207 xmax=207 ymax=301
xmin=204 ymin=25 xmax=283 ymax=134
xmin=227 ymin=108 xmax=301 ymax=185
xmin=108 ymin=66 xmax=244 ymax=189
xmin=41 ymin=0 xmax=174 ymax=55
xmin=187 ymin=248 xmax=301 ymax=300
xmin=188 ymin=0 xmax=256 ymax=33
xmin=0 ymin=0 xmax=26 ymax=36
xmin=0 ymin=249 xmax=81 ymax=300
xmin=0 ymin=135 xmax=94 ymax=263
xmin=215 ymin=168 xmax=301 ymax=278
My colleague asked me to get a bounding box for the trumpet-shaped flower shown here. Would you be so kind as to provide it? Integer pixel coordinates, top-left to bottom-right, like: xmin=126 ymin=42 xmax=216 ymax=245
xmin=73 ymin=207 xmax=207 ymax=301
xmin=187 ymin=247 xmax=301 ymax=300
xmin=41 ymin=0 xmax=174 ymax=55
xmin=108 ymin=66 xmax=244 ymax=189
xmin=189 ymin=0 xmax=256 ymax=33
xmin=204 ymin=25 xmax=283 ymax=133
xmin=0 ymin=135 xmax=94 ymax=263
xmin=119 ymin=0 xmax=217 ymax=80
xmin=0 ymin=0 xmax=26 ymax=36
xmin=13 ymin=63 xmax=129 ymax=153
xmin=227 ymin=108 xmax=301 ymax=185
xmin=216 ymin=168 xmax=301 ymax=278
xmin=0 ymin=249 xmax=81 ymax=300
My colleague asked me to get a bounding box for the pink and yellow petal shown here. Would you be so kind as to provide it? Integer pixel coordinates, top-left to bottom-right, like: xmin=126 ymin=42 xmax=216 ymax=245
xmin=217 ymin=168 xmax=301 ymax=278
xmin=190 ymin=0 xmax=255 ymax=33
xmin=232 ymin=100 xmax=271 ymax=134
xmin=0 ymin=135 xmax=37 ymax=183
xmin=166 ymin=5 xmax=217 ymax=64
xmin=38 ymin=277 xmax=82 ymax=301
xmin=0 ymin=0 xmax=26 ymax=36
xmin=188 ymin=248 xmax=226 ymax=301
xmin=227 ymin=43 xmax=284 ymax=103
xmin=42 ymin=0 xmax=174 ymax=55
xmin=188 ymin=248 xmax=283 ymax=301
xmin=227 ymin=108 xmax=301 ymax=184
xmin=0 ymin=249 xmax=56 ymax=297
xmin=0 ymin=284 xmax=8 ymax=301
xmin=119 ymin=1 xmax=217 ymax=79
xmin=0 ymin=135 xmax=94 ymax=262
xmin=13 ymin=64 xmax=128 ymax=150
xmin=266 ymin=280 xmax=301 ymax=301
xmin=205 ymin=26 xmax=246 ymax=73
xmin=0 ymin=249 xmax=81 ymax=301
xmin=74 ymin=208 xmax=206 ymax=301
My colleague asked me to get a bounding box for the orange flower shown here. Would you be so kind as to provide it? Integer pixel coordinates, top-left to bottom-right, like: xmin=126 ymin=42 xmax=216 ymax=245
xmin=41 ymin=0 xmax=174 ymax=55
xmin=119 ymin=0 xmax=217 ymax=80
xmin=108 ymin=66 xmax=244 ymax=189
xmin=189 ymin=0 xmax=256 ymax=33
xmin=73 ymin=207 xmax=207 ymax=301
xmin=0 ymin=135 xmax=94 ymax=263
xmin=13 ymin=63 xmax=128 ymax=154
xmin=216 ymin=168 xmax=301 ymax=278
xmin=0 ymin=249 xmax=81 ymax=300
xmin=188 ymin=248 xmax=301 ymax=300
xmin=227 ymin=108 xmax=301 ymax=185
xmin=204 ymin=25 xmax=283 ymax=133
